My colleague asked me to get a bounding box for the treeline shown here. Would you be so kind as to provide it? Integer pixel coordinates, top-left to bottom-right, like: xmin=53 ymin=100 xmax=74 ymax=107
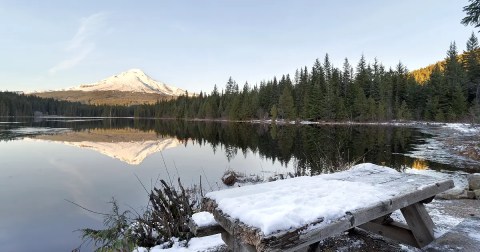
xmin=0 ymin=92 xmax=135 ymax=117
xmin=410 ymin=45 xmax=480 ymax=84
xmin=148 ymin=34 xmax=480 ymax=123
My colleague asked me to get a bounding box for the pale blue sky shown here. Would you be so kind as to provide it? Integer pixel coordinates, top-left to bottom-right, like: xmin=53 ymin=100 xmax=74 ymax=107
xmin=0 ymin=0 xmax=474 ymax=93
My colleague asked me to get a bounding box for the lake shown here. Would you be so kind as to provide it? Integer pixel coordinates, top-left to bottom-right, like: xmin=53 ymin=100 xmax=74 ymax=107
xmin=0 ymin=118 xmax=459 ymax=251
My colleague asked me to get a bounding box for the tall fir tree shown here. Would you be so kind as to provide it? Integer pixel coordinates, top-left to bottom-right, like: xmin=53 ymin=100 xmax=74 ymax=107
xmin=464 ymin=32 xmax=480 ymax=104
xmin=444 ymin=42 xmax=467 ymax=120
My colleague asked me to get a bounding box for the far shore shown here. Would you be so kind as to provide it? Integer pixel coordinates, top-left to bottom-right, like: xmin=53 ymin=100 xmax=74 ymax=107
xmin=4 ymin=114 xmax=478 ymax=127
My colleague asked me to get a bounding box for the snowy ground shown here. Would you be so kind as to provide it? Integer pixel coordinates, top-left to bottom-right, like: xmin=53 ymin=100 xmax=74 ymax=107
xmin=133 ymin=234 xmax=226 ymax=252
xmin=0 ymin=121 xmax=23 ymax=124
xmin=406 ymin=123 xmax=480 ymax=172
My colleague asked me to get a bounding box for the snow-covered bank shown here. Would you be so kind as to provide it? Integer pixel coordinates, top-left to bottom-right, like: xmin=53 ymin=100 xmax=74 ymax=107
xmin=442 ymin=123 xmax=480 ymax=134
xmin=406 ymin=123 xmax=480 ymax=172
xmin=0 ymin=121 xmax=23 ymax=124
xmin=250 ymin=119 xmax=452 ymax=127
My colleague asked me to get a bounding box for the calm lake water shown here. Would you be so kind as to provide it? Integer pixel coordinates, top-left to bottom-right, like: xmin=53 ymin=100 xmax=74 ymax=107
xmin=0 ymin=118 xmax=456 ymax=251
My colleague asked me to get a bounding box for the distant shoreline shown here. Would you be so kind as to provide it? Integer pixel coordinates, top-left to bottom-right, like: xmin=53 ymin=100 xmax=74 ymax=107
xmin=2 ymin=115 xmax=479 ymax=128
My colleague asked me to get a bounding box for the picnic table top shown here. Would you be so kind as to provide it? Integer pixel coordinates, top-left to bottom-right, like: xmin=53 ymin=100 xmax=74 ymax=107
xmin=204 ymin=163 xmax=454 ymax=251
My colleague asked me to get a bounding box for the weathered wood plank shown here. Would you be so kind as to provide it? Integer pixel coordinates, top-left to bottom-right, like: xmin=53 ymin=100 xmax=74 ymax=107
xmin=358 ymin=220 xmax=417 ymax=247
xmin=400 ymin=203 xmax=435 ymax=247
xmin=188 ymin=219 xmax=224 ymax=237
xmin=221 ymin=231 xmax=257 ymax=252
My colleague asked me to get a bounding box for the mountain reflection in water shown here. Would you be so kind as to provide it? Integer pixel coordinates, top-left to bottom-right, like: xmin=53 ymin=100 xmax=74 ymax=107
xmin=32 ymin=129 xmax=180 ymax=165
xmin=1 ymin=118 xmax=458 ymax=173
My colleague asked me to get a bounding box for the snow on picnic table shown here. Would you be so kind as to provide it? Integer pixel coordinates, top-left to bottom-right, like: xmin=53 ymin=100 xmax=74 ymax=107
xmin=205 ymin=163 xmax=399 ymax=235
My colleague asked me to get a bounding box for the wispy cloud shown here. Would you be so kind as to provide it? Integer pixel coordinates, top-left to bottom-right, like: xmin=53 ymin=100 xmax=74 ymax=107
xmin=49 ymin=12 xmax=107 ymax=75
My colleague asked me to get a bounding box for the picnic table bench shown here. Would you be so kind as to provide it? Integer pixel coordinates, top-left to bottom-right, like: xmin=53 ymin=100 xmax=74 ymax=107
xmin=200 ymin=163 xmax=454 ymax=251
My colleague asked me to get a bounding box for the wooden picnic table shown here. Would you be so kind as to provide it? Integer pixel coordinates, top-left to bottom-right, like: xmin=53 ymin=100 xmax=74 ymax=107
xmin=203 ymin=163 xmax=454 ymax=251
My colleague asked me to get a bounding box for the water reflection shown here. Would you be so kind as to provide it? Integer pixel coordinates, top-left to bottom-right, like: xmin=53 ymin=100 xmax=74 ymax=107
xmin=0 ymin=118 xmax=458 ymax=251
xmin=32 ymin=129 xmax=180 ymax=165
xmin=1 ymin=119 xmax=433 ymax=173
xmin=411 ymin=159 xmax=429 ymax=170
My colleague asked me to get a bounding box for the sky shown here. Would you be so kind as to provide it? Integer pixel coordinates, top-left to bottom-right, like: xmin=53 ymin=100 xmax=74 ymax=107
xmin=0 ymin=0 xmax=475 ymax=94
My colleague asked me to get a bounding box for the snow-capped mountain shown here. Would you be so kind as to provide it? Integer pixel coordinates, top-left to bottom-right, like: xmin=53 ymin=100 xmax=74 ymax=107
xmin=70 ymin=68 xmax=186 ymax=96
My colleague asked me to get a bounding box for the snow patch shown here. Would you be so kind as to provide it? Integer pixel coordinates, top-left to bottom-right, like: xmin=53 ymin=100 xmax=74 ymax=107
xmin=443 ymin=123 xmax=480 ymax=134
xmin=0 ymin=121 xmax=23 ymax=124
xmin=191 ymin=212 xmax=216 ymax=228
xmin=399 ymin=244 xmax=420 ymax=252
xmin=134 ymin=234 xmax=225 ymax=252
xmin=468 ymin=232 xmax=480 ymax=241
xmin=426 ymin=205 xmax=463 ymax=238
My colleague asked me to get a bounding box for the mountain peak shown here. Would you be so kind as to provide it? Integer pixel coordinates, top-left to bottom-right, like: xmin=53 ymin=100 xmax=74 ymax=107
xmin=122 ymin=68 xmax=146 ymax=75
xmin=70 ymin=69 xmax=185 ymax=96
xmin=126 ymin=68 xmax=143 ymax=73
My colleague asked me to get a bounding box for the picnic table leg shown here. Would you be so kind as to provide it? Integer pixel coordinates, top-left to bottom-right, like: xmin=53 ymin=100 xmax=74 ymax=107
xmin=357 ymin=216 xmax=418 ymax=247
xmin=221 ymin=230 xmax=256 ymax=252
xmin=400 ymin=202 xmax=435 ymax=248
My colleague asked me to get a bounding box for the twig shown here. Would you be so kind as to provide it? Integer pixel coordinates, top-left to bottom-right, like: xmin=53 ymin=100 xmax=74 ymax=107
xmin=125 ymin=203 xmax=142 ymax=219
xmin=160 ymin=151 xmax=174 ymax=187
xmin=199 ymin=175 xmax=204 ymax=198
xmin=64 ymin=199 xmax=109 ymax=216
xmin=201 ymin=167 xmax=213 ymax=191
xmin=134 ymin=174 xmax=149 ymax=195
xmin=173 ymin=160 xmax=181 ymax=183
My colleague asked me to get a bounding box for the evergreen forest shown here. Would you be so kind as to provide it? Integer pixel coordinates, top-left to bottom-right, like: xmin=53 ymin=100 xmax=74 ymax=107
xmin=1 ymin=34 xmax=480 ymax=123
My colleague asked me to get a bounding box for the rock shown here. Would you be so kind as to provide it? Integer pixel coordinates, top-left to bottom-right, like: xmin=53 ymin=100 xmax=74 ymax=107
xmin=456 ymin=190 xmax=476 ymax=199
xmin=436 ymin=188 xmax=465 ymax=200
xmin=465 ymin=190 xmax=476 ymax=199
xmin=436 ymin=188 xmax=476 ymax=200
xmin=468 ymin=174 xmax=480 ymax=190
xmin=474 ymin=189 xmax=480 ymax=200
xmin=222 ymin=171 xmax=236 ymax=186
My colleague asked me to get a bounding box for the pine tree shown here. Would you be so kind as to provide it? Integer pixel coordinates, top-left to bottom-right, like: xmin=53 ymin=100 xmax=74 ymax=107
xmin=445 ymin=42 xmax=467 ymax=119
xmin=352 ymin=84 xmax=367 ymax=121
xmin=278 ymin=85 xmax=296 ymax=120
xmin=341 ymin=58 xmax=353 ymax=98
xmin=305 ymin=62 xmax=322 ymax=120
xmin=356 ymin=55 xmax=371 ymax=97
xmin=424 ymin=97 xmax=439 ymax=121
xmin=462 ymin=0 xmax=480 ymax=29
xmin=464 ymin=32 xmax=480 ymax=104
xmin=396 ymin=100 xmax=412 ymax=121
xmin=366 ymin=97 xmax=376 ymax=121
xmin=270 ymin=104 xmax=278 ymax=122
